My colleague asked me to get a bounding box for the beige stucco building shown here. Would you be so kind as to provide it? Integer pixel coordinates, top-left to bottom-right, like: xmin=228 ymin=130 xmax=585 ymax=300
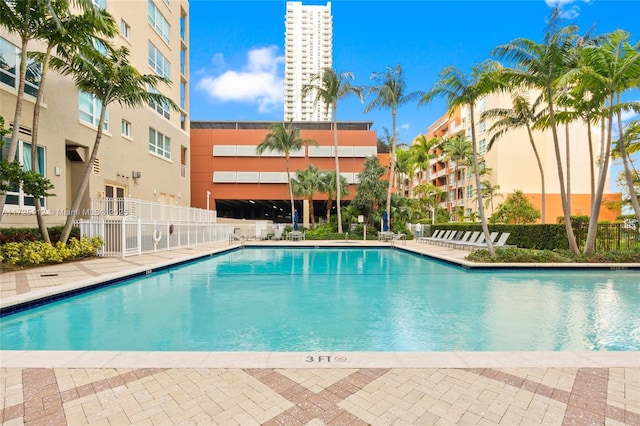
xmin=1 ymin=0 xmax=190 ymax=228
xmin=415 ymin=90 xmax=620 ymax=223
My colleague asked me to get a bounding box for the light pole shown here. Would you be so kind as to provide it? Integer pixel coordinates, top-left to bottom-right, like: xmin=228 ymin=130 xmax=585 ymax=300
xmin=206 ymin=191 xmax=211 ymax=211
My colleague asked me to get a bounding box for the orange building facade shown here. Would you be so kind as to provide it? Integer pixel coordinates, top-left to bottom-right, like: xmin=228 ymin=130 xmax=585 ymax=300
xmin=190 ymin=121 xmax=377 ymax=224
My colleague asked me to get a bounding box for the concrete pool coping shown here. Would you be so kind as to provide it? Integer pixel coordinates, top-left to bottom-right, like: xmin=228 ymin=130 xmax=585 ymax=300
xmin=1 ymin=240 xmax=639 ymax=369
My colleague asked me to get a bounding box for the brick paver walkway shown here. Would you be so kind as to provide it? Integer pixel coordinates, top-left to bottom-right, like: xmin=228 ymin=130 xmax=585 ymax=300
xmin=2 ymin=241 xmax=639 ymax=425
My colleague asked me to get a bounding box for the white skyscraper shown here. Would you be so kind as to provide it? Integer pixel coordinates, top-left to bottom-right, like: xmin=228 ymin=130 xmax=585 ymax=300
xmin=284 ymin=1 xmax=333 ymax=121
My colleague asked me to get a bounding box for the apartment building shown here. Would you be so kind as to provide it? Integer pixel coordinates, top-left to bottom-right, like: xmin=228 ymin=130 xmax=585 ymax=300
xmin=0 ymin=0 xmax=190 ymax=227
xmin=414 ymin=91 xmax=620 ymax=223
xmin=284 ymin=1 xmax=333 ymax=122
xmin=190 ymin=121 xmax=376 ymax=226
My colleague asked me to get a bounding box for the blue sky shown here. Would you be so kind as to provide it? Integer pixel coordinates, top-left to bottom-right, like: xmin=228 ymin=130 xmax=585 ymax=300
xmin=188 ymin=0 xmax=639 ymax=191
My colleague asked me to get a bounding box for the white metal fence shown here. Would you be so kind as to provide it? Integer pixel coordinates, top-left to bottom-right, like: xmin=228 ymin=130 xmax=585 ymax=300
xmin=77 ymin=198 xmax=261 ymax=257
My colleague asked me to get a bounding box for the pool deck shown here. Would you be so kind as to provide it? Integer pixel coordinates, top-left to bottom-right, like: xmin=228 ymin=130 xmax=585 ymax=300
xmin=1 ymin=240 xmax=639 ymax=425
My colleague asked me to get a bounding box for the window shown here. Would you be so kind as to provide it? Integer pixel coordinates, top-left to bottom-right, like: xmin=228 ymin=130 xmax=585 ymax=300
xmin=148 ymin=0 xmax=170 ymax=44
xmin=478 ymin=120 xmax=486 ymax=133
xmin=92 ymin=38 xmax=108 ymax=56
xmin=449 ymin=190 xmax=455 ymax=201
xmin=120 ymin=19 xmax=130 ymax=39
xmin=1 ymin=37 xmax=41 ymax=97
xmin=79 ymin=91 xmax=109 ymax=130
xmin=149 ymin=86 xmax=170 ymax=119
xmin=478 ymin=139 xmax=486 ymax=155
xmin=180 ymin=48 xmax=186 ymax=75
xmin=148 ymin=42 xmax=170 ymax=78
xmin=180 ymin=81 xmax=185 ymax=109
xmin=467 ymin=185 xmax=473 ymax=199
xmin=477 ymin=96 xmax=487 ymax=113
xmin=121 ymin=119 xmax=131 ymax=137
xmin=92 ymin=0 xmax=106 ymax=8
xmin=0 ymin=140 xmax=46 ymax=208
xmin=180 ymin=14 xmax=186 ymax=40
xmin=149 ymin=127 xmax=171 ymax=159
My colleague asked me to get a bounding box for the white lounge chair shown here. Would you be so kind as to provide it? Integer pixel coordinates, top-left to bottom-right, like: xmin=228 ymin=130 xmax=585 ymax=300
xmin=444 ymin=231 xmax=471 ymax=248
xmin=463 ymin=231 xmax=499 ymax=250
xmin=449 ymin=231 xmax=480 ymax=249
xmin=493 ymin=232 xmax=516 ymax=248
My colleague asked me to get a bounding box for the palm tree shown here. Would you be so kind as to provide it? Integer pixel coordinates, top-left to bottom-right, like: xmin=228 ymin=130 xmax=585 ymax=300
xmin=0 ymin=0 xmax=102 ymax=218
xmin=420 ymin=61 xmax=499 ymax=255
xmin=410 ymin=134 xmax=440 ymax=188
xmin=318 ymin=170 xmax=349 ymax=225
xmin=414 ymin=182 xmax=446 ymax=224
xmin=482 ymin=91 xmax=547 ymax=223
xmin=50 ymin=45 xmax=178 ymax=243
xmin=291 ymin=164 xmax=321 ymax=229
xmin=257 ymin=121 xmax=316 ymax=228
xmin=29 ymin=2 xmax=116 ymax=243
xmin=364 ymin=64 xmax=422 ymax=230
xmin=394 ymin=145 xmax=415 ymax=196
xmin=492 ymin=8 xmax=581 ymax=254
xmin=302 ymin=67 xmax=363 ymax=233
xmin=564 ymin=29 xmax=640 ymax=253
xmin=442 ymin=136 xmax=472 ymax=221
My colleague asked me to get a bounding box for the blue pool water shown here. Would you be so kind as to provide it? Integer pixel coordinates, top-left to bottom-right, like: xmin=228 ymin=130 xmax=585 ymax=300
xmin=1 ymin=247 xmax=639 ymax=352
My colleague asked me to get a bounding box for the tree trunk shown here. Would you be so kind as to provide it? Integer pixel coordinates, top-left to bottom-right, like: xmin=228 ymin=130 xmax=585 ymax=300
xmin=526 ymin=125 xmax=546 ymax=224
xmin=584 ymin=95 xmax=615 ymax=255
xmin=326 ymin=198 xmax=333 ymax=223
xmin=307 ymin=196 xmax=315 ymax=228
xmin=470 ymin=108 xmax=494 ymax=255
xmin=586 ymin=116 xmax=595 ymax=212
xmin=60 ymin=103 xmax=108 ymax=244
xmin=617 ymin=101 xmax=640 ymax=222
xmin=565 ymin=120 xmax=571 ymax=214
xmin=547 ymin=85 xmax=580 ymax=255
xmin=386 ymin=108 xmax=396 ymax=230
xmin=286 ymin=155 xmax=294 ymax=228
xmin=333 ymin=106 xmax=342 ymax=233
xmin=0 ymin=38 xmax=29 ymax=220
xmin=31 ymin=46 xmax=53 ymax=245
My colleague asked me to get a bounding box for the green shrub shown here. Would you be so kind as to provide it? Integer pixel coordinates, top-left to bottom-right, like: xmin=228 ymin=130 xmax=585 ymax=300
xmin=466 ymin=247 xmax=640 ymax=263
xmin=0 ymin=237 xmax=103 ymax=266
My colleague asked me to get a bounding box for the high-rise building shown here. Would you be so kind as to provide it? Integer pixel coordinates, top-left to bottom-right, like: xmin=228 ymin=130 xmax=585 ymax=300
xmin=1 ymin=0 xmax=190 ymax=227
xmin=284 ymin=1 xmax=332 ymax=122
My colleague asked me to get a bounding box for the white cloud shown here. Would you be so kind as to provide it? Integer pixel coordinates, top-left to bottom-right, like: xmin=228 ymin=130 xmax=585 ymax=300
xmin=196 ymin=46 xmax=284 ymax=113
xmin=544 ymin=0 xmax=592 ymax=19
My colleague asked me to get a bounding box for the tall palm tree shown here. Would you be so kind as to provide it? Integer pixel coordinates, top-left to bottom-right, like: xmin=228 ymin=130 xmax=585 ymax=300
xmin=442 ymin=136 xmax=472 ymax=221
xmin=29 ymin=2 xmax=116 ymax=243
xmin=291 ymin=164 xmax=321 ymax=229
xmin=318 ymin=170 xmax=349 ymax=225
xmin=564 ymin=29 xmax=640 ymax=253
xmin=0 ymin=0 xmax=102 ymax=218
xmin=364 ymin=64 xmax=422 ymax=230
xmin=420 ymin=61 xmax=499 ymax=254
xmin=482 ymin=91 xmax=547 ymax=223
xmin=394 ymin=146 xmax=415 ymax=197
xmin=302 ymin=67 xmax=363 ymax=233
xmin=410 ymin=134 xmax=440 ymax=188
xmin=257 ymin=121 xmax=316 ymax=228
xmin=492 ymin=8 xmax=581 ymax=254
xmin=50 ymin=45 xmax=178 ymax=243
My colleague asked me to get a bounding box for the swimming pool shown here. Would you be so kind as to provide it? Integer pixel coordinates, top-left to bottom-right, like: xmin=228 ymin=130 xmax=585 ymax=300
xmin=1 ymin=247 xmax=639 ymax=351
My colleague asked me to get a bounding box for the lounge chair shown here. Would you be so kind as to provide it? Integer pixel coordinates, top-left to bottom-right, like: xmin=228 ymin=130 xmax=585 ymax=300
xmin=270 ymin=228 xmax=284 ymax=240
xmin=289 ymin=230 xmax=304 ymax=241
xmin=463 ymin=231 xmax=499 ymax=250
xmin=421 ymin=229 xmax=443 ymax=243
xmin=443 ymin=231 xmax=471 ymax=248
xmin=425 ymin=230 xmax=450 ymax=244
xmin=493 ymin=232 xmax=516 ymax=248
xmin=449 ymin=231 xmax=480 ymax=249
xmin=434 ymin=230 xmax=461 ymax=246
